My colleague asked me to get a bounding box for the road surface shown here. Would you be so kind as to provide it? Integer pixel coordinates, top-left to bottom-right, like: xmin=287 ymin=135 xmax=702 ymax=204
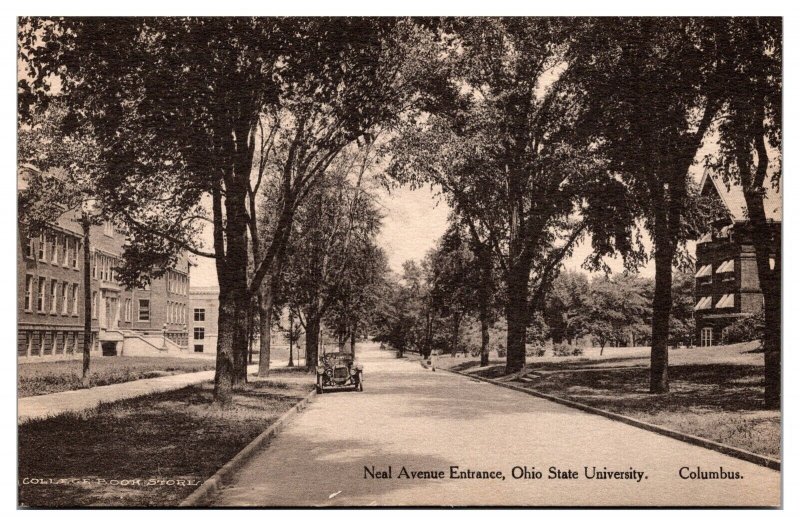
xmin=209 ymin=344 xmax=780 ymax=507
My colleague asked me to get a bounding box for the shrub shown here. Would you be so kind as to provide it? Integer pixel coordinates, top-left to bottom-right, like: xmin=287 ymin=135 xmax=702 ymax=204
xmin=526 ymin=345 xmax=547 ymax=357
xmin=722 ymin=310 xmax=765 ymax=344
xmin=495 ymin=341 xmax=507 ymax=358
xmin=552 ymin=343 xmax=583 ymax=357
xmin=465 ymin=341 xmax=482 ymax=357
xmin=552 ymin=343 xmax=571 ymax=357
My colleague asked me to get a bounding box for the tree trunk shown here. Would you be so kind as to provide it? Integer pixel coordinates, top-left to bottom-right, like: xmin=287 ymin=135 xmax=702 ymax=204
xmin=81 ymin=217 xmax=92 ymax=388
xmin=480 ymin=316 xmax=490 ymax=367
xmin=247 ymin=298 xmax=255 ymax=365
xmin=450 ymin=313 xmax=461 ymax=356
xmin=505 ymin=263 xmax=530 ymax=374
xmin=288 ymin=316 xmax=295 ymax=367
xmin=743 ymin=187 xmax=781 ymax=409
xmin=350 ymin=321 xmax=356 ymax=357
xmin=257 ymin=291 xmax=273 ymax=377
xmin=305 ymin=314 xmax=321 ymax=371
xmin=213 ymin=181 xmax=250 ymax=404
xmin=649 ymin=214 xmax=673 ymax=394
xmin=737 ymin=114 xmax=781 ymax=409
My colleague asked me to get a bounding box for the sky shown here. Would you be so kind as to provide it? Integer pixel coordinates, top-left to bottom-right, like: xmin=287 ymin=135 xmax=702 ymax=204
xmin=188 ymin=136 xmax=782 ymax=288
xmin=188 ymin=182 xmax=650 ymax=289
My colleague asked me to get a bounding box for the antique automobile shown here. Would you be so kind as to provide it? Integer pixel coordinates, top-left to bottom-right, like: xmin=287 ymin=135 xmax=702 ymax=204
xmin=316 ymin=350 xmax=363 ymax=394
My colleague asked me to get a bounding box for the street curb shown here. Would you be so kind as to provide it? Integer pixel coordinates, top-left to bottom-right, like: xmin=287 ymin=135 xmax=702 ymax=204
xmin=179 ymin=388 xmax=318 ymax=507
xmin=447 ymin=368 xmax=781 ymax=472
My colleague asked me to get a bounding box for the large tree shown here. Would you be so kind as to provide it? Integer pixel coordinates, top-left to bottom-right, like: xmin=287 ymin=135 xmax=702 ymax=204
xmin=567 ymin=18 xmax=726 ymax=392
xmin=390 ymin=18 xmax=640 ymax=373
xmin=19 ymin=17 xmax=448 ymax=404
xmin=712 ymin=18 xmax=781 ymax=408
xmin=277 ymin=162 xmax=383 ymax=369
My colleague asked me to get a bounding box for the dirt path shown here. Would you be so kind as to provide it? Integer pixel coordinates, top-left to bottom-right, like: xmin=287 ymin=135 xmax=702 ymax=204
xmin=209 ymin=344 xmax=780 ymax=507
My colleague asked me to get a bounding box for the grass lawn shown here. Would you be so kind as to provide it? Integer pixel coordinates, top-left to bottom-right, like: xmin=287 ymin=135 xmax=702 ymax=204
xmin=18 ymin=369 xmax=314 ymax=507
xmin=445 ymin=342 xmax=780 ymax=459
xmin=18 ymin=356 xmax=217 ymax=398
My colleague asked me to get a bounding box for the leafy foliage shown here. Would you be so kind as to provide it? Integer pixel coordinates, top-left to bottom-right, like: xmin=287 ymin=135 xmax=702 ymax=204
xmin=722 ymin=310 xmax=765 ymax=345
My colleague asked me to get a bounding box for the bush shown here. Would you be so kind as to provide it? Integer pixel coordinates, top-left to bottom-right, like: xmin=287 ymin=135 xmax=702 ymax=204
xmin=526 ymin=345 xmax=547 ymax=357
xmin=552 ymin=343 xmax=571 ymax=357
xmin=495 ymin=341 xmax=507 ymax=358
xmin=553 ymin=343 xmax=583 ymax=357
xmin=722 ymin=310 xmax=765 ymax=344
xmin=465 ymin=341 xmax=482 ymax=357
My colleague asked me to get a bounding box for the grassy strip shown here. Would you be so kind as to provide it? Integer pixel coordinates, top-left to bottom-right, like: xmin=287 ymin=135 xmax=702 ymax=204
xmin=18 ymin=356 xmax=217 ymax=398
xmin=446 ymin=347 xmax=779 ymax=459
xmin=18 ymin=370 xmax=313 ymax=507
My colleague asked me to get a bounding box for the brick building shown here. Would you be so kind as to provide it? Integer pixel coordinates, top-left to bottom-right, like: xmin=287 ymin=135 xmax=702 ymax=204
xmin=693 ymin=173 xmax=781 ymax=346
xmin=18 ymin=192 xmax=190 ymax=361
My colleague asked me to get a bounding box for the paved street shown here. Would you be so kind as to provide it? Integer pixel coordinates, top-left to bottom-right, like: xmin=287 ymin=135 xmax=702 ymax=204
xmin=18 ymin=365 xmax=258 ymax=423
xmin=210 ymin=344 xmax=780 ymax=507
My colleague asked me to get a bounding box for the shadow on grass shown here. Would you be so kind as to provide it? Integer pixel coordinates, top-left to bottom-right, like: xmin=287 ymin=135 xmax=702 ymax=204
xmin=523 ymin=364 xmax=767 ymax=412
xmin=18 ymin=377 xmax=312 ymax=508
xmin=514 ymin=363 xmax=780 ymax=458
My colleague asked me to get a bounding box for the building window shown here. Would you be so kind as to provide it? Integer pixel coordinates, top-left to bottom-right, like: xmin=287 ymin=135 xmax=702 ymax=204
xmin=71 ymin=284 xmax=79 ymax=316
xmin=700 ymin=327 xmax=713 ymax=347
xmin=194 ymin=308 xmax=206 ymax=322
xmin=193 ymin=327 xmax=205 ymax=340
xmin=92 ymin=292 xmax=98 ymax=319
xmin=72 ymin=240 xmax=80 ymax=269
xmin=138 ymin=299 xmax=150 ymax=321
xmin=26 ymin=235 xmax=34 ymax=258
xmin=62 ymin=237 xmax=69 ymax=266
xmin=37 ymin=277 xmax=46 ymax=313
xmin=194 ymin=344 xmax=204 ymax=353
xmin=50 ymin=280 xmax=58 ymax=313
xmin=38 ymin=233 xmax=46 ymax=261
xmin=24 ymin=275 xmax=33 ymax=311
xmin=61 ymin=283 xmax=69 ymax=315
xmin=91 ymin=252 xmax=97 ymax=279
xmin=50 ymin=235 xmax=58 ymax=264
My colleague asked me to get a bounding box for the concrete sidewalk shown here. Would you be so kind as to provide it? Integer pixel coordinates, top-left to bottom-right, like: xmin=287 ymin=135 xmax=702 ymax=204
xmin=18 ymin=365 xmax=257 ymax=423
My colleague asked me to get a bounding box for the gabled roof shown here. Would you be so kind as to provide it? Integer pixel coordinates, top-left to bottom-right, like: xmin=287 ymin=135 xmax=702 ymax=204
xmin=699 ymin=172 xmax=782 ymax=222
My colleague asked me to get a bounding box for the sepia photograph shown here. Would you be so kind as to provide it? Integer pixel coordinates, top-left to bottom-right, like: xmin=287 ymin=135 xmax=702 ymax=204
xmin=15 ymin=13 xmax=783 ymax=509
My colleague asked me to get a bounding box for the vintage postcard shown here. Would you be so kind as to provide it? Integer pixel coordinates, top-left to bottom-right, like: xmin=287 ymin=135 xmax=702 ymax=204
xmin=16 ymin=15 xmax=782 ymax=508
